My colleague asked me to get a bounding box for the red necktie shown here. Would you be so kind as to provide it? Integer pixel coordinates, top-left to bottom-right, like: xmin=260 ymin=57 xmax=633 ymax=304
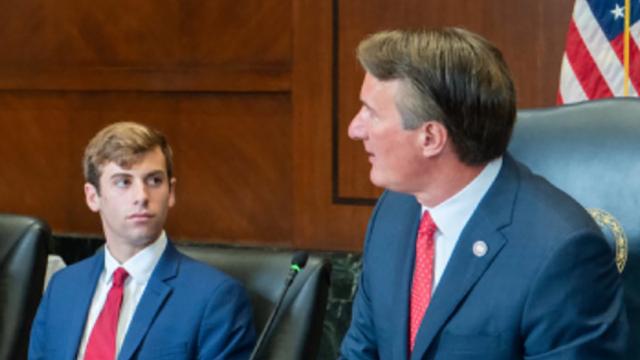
xmin=409 ymin=211 xmax=436 ymax=352
xmin=84 ymin=267 xmax=129 ymax=360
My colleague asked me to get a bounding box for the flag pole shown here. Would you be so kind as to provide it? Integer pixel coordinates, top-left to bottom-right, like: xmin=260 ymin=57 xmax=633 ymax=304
xmin=624 ymin=0 xmax=631 ymax=96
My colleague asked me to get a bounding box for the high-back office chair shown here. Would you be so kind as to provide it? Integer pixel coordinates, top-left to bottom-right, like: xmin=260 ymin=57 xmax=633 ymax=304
xmin=178 ymin=245 xmax=331 ymax=360
xmin=508 ymin=98 xmax=640 ymax=359
xmin=0 ymin=214 xmax=49 ymax=360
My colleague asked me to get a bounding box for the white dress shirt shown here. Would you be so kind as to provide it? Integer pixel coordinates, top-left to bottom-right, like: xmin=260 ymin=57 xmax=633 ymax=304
xmin=76 ymin=232 xmax=167 ymax=359
xmin=423 ymin=157 xmax=502 ymax=293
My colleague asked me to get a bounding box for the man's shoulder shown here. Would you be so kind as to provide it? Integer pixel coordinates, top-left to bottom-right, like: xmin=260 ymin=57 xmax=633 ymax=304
xmin=501 ymin=156 xmax=602 ymax=245
xmin=512 ymin=158 xmax=595 ymax=222
xmin=172 ymin=248 xmax=244 ymax=291
xmin=49 ymin=252 xmax=100 ymax=283
xmin=40 ymin=252 xmax=101 ymax=309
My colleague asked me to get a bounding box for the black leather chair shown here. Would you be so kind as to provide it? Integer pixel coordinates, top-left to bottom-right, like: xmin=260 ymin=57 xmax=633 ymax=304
xmin=508 ymin=98 xmax=640 ymax=360
xmin=178 ymin=245 xmax=331 ymax=360
xmin=0 ymin=214 xmax=49 ymax=360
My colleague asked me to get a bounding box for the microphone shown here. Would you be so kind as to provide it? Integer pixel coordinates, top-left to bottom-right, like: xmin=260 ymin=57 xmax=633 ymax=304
xmin=249 ymin=251 xmax=309 ymax=360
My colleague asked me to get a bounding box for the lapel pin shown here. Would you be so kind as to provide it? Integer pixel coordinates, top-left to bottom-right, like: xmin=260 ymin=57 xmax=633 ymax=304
xmin=473 ymin=240 xmax=488 ymax=257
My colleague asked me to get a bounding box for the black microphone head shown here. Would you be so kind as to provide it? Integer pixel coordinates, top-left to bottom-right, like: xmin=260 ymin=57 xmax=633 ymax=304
xmin=290 ymin=251 xmax=309 ymax=272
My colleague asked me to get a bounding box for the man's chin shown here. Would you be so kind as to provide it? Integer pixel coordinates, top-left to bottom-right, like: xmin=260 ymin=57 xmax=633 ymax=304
xmin=128 ymin=228 xmax=162 ymax=245
xmin=369 ymin=172 xmax=387 ymax=189
xmin=370 ymin=174 xmax=414 ymax=194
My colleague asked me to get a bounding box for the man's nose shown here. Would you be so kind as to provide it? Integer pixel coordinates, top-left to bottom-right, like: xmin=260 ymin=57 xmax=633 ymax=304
xmin=348 ymin=110 xmax=367 ymax=140
xmin=133 ymin=180 xmax=149 ymax=206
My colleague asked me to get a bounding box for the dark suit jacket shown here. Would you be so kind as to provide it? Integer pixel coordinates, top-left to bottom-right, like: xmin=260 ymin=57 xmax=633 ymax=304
xmin=340 ymin=155 xmax=628 ymax=359
xmin=29 ymin=242 xmax=256 ymax=360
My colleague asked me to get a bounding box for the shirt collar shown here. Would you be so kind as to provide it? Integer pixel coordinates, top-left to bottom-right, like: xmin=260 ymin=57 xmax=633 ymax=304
xmin=423 ymin=157 xmax=503 ymax=240
xmin=103 ymin=231 xmax=168 ymax=285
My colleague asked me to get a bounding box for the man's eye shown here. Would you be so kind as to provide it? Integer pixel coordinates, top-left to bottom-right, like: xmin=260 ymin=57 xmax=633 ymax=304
xmin=361 ymin=107 xmax=376 ymax=121
xmin=147 ymin=176 xmax=164 ymax=186
xmin=114 ymin=178 xmax=130 ymax=188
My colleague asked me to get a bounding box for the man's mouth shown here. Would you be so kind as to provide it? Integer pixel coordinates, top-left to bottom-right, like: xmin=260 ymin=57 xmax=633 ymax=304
xmin=127 ymin=213 xmax=153 ymax=221
xmin=365 ymin=151 xmax=374 ymax=162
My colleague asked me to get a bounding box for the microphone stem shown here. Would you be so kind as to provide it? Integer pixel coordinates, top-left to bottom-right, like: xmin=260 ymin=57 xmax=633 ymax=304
xmin=249 ymin=269 xmax=298 ymax=360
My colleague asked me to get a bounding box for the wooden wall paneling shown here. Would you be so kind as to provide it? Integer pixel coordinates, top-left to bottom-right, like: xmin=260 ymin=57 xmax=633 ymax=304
xmin=0 ymin=0 xmax=296 ymax=247
xmin=336 ymin=0 xmax=575 ymax=203
xmin=292 ymin=0 xmax=372 ymax=251
xmin=171 ymin=94 xmax=293 ymax=245
xmin=0 ymin=92 xmax=292 ymax=246
xmin=515 ymin=2 xmax=575 ymax=106
xmin=0 ymin=92 xmax=74 ymax=227
xmin=0 ymin=0 xmax=291 ymax=92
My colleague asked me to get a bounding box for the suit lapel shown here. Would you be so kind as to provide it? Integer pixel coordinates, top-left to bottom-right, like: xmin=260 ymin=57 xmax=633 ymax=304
xmin=63 ymin=251 xmax=104 ymax=360
xmin=410 ymin=221 xmax=507 ymax=359
xmin=390 ymin=202 xmax=422 ymax=360
xmin=118 ymin=243 xmax=179 ymax=360
xmin=410 ymin=156 xmax=520 ymax=360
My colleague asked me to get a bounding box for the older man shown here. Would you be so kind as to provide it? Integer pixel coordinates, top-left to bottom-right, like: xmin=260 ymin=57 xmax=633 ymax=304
xmin=340 ymin=28 xmax=628 ymax=359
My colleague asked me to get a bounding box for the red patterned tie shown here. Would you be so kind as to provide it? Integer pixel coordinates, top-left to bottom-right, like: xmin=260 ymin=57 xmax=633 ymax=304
xmin=84 ymin=267 xmax=129 ymax=360
xmin=409 ymin=211 xmax=436 ymax=352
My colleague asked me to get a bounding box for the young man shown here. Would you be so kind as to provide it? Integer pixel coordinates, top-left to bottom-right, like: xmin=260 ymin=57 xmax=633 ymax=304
xmin=340 ymin=28 xmax=628 ymax=359
xmin=29 ymin=122 xmax=256 ymax=359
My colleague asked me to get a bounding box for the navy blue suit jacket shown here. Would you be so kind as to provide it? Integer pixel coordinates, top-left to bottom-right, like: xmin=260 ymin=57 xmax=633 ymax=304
xmin=29 ymin=242 xmax=256 ymax=360
xmin=340 ymin=155 xmax=628 ymax=359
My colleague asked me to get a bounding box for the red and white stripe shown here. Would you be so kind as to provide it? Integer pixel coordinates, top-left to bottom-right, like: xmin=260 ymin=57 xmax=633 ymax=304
xmin=558 ymin=0 xmax=640 ymax=104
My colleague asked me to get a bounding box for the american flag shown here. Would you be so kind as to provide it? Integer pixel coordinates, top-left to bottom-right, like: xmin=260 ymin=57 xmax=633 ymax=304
xmin=558 ymin=0 xmax=640 ymax=104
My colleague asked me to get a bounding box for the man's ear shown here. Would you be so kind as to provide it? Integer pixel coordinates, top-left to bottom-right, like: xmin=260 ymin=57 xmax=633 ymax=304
xmin=84 ymin=183 xmax=101 ymax=213
xmin=168 ymin=177 xmax=177 ymax=208
xmin=420 ymin=120 xmax=449 ymax=158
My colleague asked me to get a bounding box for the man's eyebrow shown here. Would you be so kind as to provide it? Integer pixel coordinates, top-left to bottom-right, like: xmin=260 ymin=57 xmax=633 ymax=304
xmin=109 ymin=172 xmax=132 ymax=179
xmin=145 ymin=170 xmax=167 ymax=177
xmin=108 ymin=170 xmax=165 ymax=179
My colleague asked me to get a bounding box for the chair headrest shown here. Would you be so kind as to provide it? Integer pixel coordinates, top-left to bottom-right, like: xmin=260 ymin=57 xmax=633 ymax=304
xmin=509 ymin=98 xmax=640 ymax=274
